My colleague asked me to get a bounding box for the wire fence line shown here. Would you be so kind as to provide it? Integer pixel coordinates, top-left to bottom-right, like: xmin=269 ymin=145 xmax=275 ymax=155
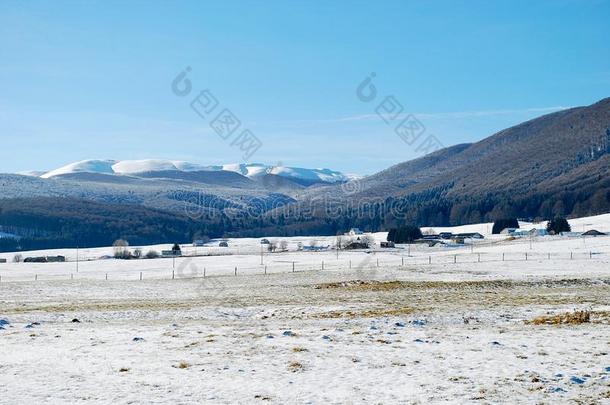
xmin=0 ymin=250 xmax=606 ymax=283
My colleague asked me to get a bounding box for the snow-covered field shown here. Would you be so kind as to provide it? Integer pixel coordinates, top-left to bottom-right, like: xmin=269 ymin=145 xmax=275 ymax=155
xmin=1 ymin=214 xmax=610 ymax=403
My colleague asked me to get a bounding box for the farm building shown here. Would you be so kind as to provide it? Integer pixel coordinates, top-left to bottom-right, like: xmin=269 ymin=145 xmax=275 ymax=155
xmin=500 ymin=228 xmax=518 ymax=235
xmin=455 ymin=232 xmax=484 ymax=239
xmin=303 ymin=245 xmax=330 ymax=252
xmin=582 ymin=229 xmax=606 ymax=236
xmin=347 ymin=228 xmax=363 ymax=236
xmin=161 ymin=250 xmax=182 ymax=258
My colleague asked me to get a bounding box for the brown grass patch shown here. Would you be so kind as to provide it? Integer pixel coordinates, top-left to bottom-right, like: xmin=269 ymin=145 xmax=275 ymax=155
xmin=175 ymin=361 xmax=190 ymax=369
xmin=314 ymin=280 xmax=405 ymax=291
xmin=291 ymin=347 xmax=308 ymax=352
xmin=314 ymin=306 xmax=413 ymax=319
xmin=526 ymin=310 xmax=590 ymax=325
xmin=288 ymin=361 xmax=303 ymax=372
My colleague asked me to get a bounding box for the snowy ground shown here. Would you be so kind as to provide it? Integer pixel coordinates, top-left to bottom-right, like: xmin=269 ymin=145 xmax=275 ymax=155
xmin=1 ymin=215 xmax=610 ymax=403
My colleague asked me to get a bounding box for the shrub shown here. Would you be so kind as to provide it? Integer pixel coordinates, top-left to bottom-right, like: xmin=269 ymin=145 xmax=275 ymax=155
xmin=12 ymin=253 xmax=22 ymax=263
xmin=546 ymin=216 xmax=571 ymax=234
xmin=145 ymin=250 xmax=160 ymax=259
xmin=492 ymin=218 xmax=519 ymax=234
xmin=114 ymin=250 xmax=132 ymax=260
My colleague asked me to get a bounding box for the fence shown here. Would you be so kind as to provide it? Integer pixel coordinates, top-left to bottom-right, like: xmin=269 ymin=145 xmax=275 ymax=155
xmin=0 ymin=249 xmax=605 ymax=283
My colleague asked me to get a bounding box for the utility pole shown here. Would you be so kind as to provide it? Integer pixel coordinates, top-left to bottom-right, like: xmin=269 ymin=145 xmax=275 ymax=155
xmin=336 ymin=235 xmax=340 ymax=260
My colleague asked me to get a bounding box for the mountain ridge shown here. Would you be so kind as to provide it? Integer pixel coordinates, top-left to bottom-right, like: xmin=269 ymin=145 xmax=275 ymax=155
xmin=2 ymin=97 xmax=610 ymax=250
xmin=34 ymin=159 xmax=354 ymax=185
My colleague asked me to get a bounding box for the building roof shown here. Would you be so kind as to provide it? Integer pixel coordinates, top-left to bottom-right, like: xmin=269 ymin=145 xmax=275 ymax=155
xmin=582 ymin=229 xmax=606 ymax=236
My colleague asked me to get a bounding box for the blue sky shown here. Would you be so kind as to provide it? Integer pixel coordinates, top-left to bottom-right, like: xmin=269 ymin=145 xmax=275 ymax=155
xmin=1 ymin=0 xmax=609 ymax=175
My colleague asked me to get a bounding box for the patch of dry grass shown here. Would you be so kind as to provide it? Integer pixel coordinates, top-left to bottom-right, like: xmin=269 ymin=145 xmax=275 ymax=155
xmin=288 ymin=361 xmax=303 ymax=372
xmin=315 ymin=280 xmax=405 ymax=291
xmin=526 ymin=310 xmax=590 ymax=325
xmin=291 ymin=347 xmax=308 ymax=352
xmin=175 ymin=361 xmax=190 ymax=369
xmin=314 ymin=306 xmax=413 ymax=319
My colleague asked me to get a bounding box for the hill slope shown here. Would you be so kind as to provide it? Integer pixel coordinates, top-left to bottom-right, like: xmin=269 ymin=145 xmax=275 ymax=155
xmin=279 ymin=97 xmax=610 ymax=234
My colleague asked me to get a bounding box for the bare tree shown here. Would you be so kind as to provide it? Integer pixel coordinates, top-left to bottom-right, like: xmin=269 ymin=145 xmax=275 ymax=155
xmin=113 ymin=239 xmax=130 ymax=259
xmin=360 ymin=234 xmax=375 ymax=248
xmin=267 ymin=241 xmax=277 ymax=252
xmin=12 ymin=254 xmax=22 ymax=263
xmin=279 ymin=240 xmax=288 ymax=251
xmin=133 ymin=248 xmax=142 ymax=259
xmin=335 ymin=235 xmax=345 ymax=250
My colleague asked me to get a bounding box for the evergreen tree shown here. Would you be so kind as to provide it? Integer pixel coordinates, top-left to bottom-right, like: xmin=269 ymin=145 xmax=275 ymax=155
xmin=492 ymin=218 xmax=519 ymax=234
xmin=546 ymin=216 xmax=571 ymax=234
xmin=387 ymin=225 xmax=422 ymax=243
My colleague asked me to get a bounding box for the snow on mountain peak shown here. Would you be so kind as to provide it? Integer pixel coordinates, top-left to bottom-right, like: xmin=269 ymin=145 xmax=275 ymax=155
xmin=38 ymin=159 xmax=354 ymax=184
xmin=40 ymin=159 xmax=117 ymax=179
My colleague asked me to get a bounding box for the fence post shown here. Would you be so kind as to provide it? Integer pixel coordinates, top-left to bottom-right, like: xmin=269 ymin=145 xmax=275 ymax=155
xmin=548 ymin=253 xmax=550 ymax=260
xmin=454 ymin=255 xmax=457 ymax=264
xmin=71 ymin=273 xmax=73 ymax=280
xmin=401 ymin=257 xmax=404 ymax=266
xmin=322 ymin=261 xmax=324 ymax=270
xmin=525 ymin=253 xmax=527 ymax=261
xmin=265 ymin=265 xmax=267 ymax=275
xmin=477 ymin=253 xmax=480 ymax=263
xmin=172 ymin=270 xmax=175 ymax=280
xmin=292 ymin=262 xmax=295 ymax=272
xmin=203 ymin=267 xmax=206 ymax=278
xmin=139 ymin=272 xmax=142 ymax=281
xmin=428 ymin=256 xmax=431 ymax=264
xmin=590 ymin=251 xmax=592 ymax=259
xmin=105 ymin=273 xmax=108 ymax=280
xmin=570 ymin=252 xmax=573 ymax=260
xmin=502 ymin=253 xmax=504 ymax=261
xmin=376 ymin=258 xmax=379 ymax=267
xmin=234 ymin=266 xmax=237 ymax=276
xmin=349 ymin=260 xmax=352 ymax=269
xmin=35 ymin=274 xmax=37 ymax=281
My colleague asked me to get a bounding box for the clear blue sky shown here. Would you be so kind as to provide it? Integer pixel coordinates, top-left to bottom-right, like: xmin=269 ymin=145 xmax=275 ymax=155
xmin=1 ymin=0 xmax=609 ymax=175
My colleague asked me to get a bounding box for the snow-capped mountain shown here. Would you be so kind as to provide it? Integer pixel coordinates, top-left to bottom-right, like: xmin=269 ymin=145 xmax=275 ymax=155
xmin=38 ymin=159 xmax=353 ymax=184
